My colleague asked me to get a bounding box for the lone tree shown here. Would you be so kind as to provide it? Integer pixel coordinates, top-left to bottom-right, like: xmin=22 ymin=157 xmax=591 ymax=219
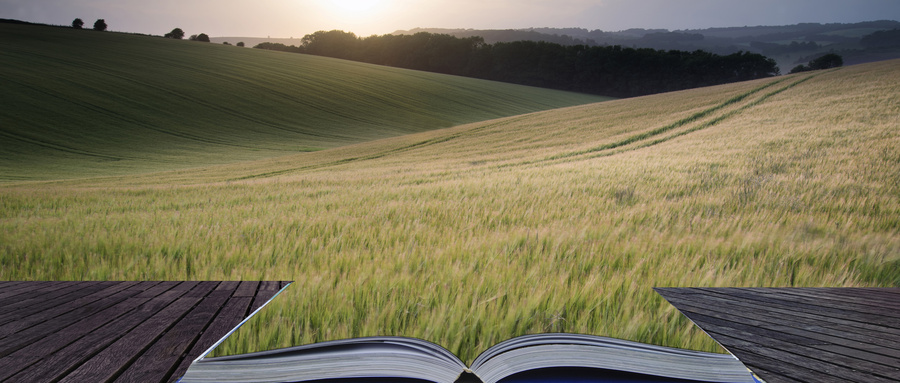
xmin=189 ymin=33 xmax=210 ymax=42
xmin=164 ymin=28 xmax=185 ymax=39
xmin=72 ymin=18 xmax=84 ymax=29
xmin=93 ymin=19 xmax=107 ymax=31
xmin=808 ymin=53 xmax=843 ymax=70
xmin=789 ymin=64 xmax=810 ymax=74
xmin=789 ymin=53 xmax=843 ymax=74
xmin=236 ymin=41 xmax=245 ymax=47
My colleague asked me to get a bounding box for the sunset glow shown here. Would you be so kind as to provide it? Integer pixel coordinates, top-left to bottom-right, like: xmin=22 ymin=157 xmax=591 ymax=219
xmin=329 ymin=0 xmax=382 ymax=13
xmin=1 ymin=1 xmax=898 ymax=42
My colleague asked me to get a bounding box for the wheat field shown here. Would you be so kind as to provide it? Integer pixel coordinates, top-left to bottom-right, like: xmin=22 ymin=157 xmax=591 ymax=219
xmin=2 ymin=57 xmax=898 ymax=363
xmin=0 ymin=22 xmax=606 ymax=181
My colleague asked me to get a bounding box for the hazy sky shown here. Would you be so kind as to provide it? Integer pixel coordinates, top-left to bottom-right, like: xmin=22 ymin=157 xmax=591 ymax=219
xmin=2 ymin=0 xmax=899 ymax=38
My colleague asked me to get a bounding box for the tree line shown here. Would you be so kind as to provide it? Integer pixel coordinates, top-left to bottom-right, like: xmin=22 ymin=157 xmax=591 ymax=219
xmin=69 ymin=19 xmax=239 ymax=45
xmin=254 ymin=30 xmax=780 ymax=97
xmin=71 ymin=18 xmax=106 ymax=31
xmin=788 ymin=53 xmax=844 ymax=74
xmin=860 ymin=29 xmax=900 ymax=49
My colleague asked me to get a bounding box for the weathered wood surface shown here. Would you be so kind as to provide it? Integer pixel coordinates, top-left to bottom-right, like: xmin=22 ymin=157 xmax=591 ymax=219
xmin=0 ymin=280 xmax=290 ymax=383
xmin=655 ymin=287 xmax=900 ymax=383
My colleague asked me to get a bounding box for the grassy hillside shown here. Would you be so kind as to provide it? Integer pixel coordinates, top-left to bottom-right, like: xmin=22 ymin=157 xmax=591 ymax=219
xmin=3 ymin=59 xmax=898 ymax=363
xmin=0 ymin=22 xmax=608 ymax=181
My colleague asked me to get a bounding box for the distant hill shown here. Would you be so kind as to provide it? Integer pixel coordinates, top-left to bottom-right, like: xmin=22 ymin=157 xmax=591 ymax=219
xmin=0 ymin=22 xmax=607 ymax=181
xmin=395 ymin=21 xmax=900 ymax=71
xmin=208 ymin=36 xmax=304 ymax=47
xmin=387 ymin=28 xmax=599 ymax=46
xmin=210 ymin=21 xmax=900 ymax=77
xmin=395 ymin=21 xmax=900 ymax=46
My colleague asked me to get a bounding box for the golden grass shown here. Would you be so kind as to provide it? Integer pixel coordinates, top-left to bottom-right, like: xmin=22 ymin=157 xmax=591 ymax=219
xmin=2 ymin=60 xmax=899 ymax=363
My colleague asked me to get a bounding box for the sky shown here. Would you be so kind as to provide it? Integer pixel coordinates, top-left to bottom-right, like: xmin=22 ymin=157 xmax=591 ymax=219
xmin=2 ymin=0 xmax=899 ymax=38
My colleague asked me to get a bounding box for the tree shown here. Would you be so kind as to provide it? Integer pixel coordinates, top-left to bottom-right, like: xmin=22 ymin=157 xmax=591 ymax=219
xmin=301 ymin=30 xmax=360 ymax=59
xmin=789 ymin=53 xmax=842 ymax=74
xmin=72 ymin=18 xmax=84 ymax=29
xmin=164 ymin=28 xmax=185 ymax=39
xmin=808 ymin=53 xmax=843 ymax=70
xmin=860 ymin=29 xmax=900 ymax=49
xmin=93 ymin=19 xmax=107 ymax=31
xmin=189 ymin=33 xmax=210 ymax=42
xmin=236 ymin=42 xmax=245 ymax=47
xmin=789 ymin=64 xmax=810 ymax=74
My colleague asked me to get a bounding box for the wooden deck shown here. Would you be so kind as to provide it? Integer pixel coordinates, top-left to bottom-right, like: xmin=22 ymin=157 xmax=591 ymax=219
xmin=0 ymin=280 xmax=290 ymax=383
xmin=655 ymin=287 xmax=900 ymax=383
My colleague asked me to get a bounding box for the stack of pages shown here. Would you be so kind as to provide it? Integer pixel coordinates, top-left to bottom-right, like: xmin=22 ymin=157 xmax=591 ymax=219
xmin=180 ymin=333 xmax=758 ymax=383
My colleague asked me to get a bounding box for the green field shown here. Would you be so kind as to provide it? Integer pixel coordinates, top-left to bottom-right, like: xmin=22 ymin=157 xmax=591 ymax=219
xmin=0 ymin=22 xmax=608 ymax=181
xmin=2 ymin=22 xmax=899 ymax=364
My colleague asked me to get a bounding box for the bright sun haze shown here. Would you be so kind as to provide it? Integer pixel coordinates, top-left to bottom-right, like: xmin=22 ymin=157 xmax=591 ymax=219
xmin=331 ymin=0 xmax=381 ymax=12
xmin=316 ymin=0 xmax=391 ymax=35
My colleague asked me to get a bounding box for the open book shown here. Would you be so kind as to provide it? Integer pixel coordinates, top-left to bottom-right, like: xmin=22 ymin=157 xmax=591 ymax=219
xmin=179 ymin=333 xmax=758 ymax=383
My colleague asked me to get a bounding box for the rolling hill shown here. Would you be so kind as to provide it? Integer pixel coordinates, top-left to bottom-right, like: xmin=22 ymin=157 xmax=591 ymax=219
xmin=0 ymin=22 xmax=608 ymax=181
xmin=3 ymin=49 xmax=898 ymax=364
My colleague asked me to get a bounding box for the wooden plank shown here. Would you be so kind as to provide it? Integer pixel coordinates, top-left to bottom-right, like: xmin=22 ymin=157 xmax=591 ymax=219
xmin=214 ymin=280 xmax=240 ymax=292
xmin=724 ymin=349 xmax=841 ymax=383
xmin=657 ymin=288 xmax=900 ymax=383
xmin=701 ymin=289 xmax=900 ymax=341
xmin=0 ymin=281 xmax=141 ymax=357
xmin=698 ymin=288 xmax=900 ymax=328
xmin=2 ymin=283 xmax=184 ymax=383
xmin=133 ymin=281 xmax=182 ymax=298
xmin=847 ymin=288 xmax=900 ymax=302
xmin=733 ymin=288 xmax=900 ymax=320
xmin=60 ymin=298 xmax=200 ymax=382
xmin=814 ymin=344 xmax=900 ymax=366
xmin=0 ymin=281 xmax=118 ymax=325
xmin=56 ymin=283 xmax=217 ymax=383
xmin=0 ymin=281 xmax=115 ymax=326
xmin=250 ymin=280 xmax=282 ymax=312
xmin=116 ymin=282 xmax=231 ymax=383
xmin=665 ymin=288 xmax=900 ymax=343
xmin=660 ymin=294 xmax=900 ymax=368
xmin=0 ymin=281 xmax=49 ymax=297
xmin=165 ymin=281 xmax=202 ymax=295
xmin=233 ymin=281 xmax=259 ymax=297
xmin=678 ymin=310 xmax=900 ymax=377
xmin=0 ymin=281 xmax=69 ymax=306
xmin=705 ymin=331 xmax=899 ymax=383
xmin=167 ymin=296 xmax=254 ymax=383
xmin=658 ymin=288 xmax=900 ymax=351
xmin=778 ymin=288 xmax=900 ymax=311
xmin=184 ymin=281 xmax=221 ymax=298
xmin=0 ymin=281 xmax=286 ymax=383
xmin=0 ymin=282 xmax=161 ymax=380
xmin=0 ymin=281 xmax=77 ymax=305
xmin=660 ymin=300 xmax=826 ymax=345
xmin=659 ymin=289 xmax=900 ymax=353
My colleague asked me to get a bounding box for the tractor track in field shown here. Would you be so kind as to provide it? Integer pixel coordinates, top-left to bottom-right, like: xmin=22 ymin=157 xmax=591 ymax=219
xmin=225 ymin=71 xmax=830 ymax=182
xmin=228 ymin=115 xmax=534 ymax=181
xmin=507 ymin=71 xmax=829 ymax=170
